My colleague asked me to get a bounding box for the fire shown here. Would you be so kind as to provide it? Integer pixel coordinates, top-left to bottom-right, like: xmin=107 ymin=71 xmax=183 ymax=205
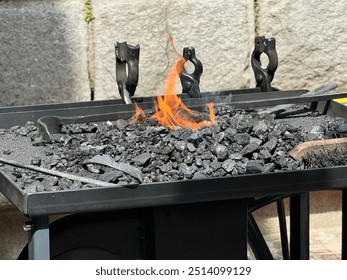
xmin=134 ymin=52 xmax=216 ymax=130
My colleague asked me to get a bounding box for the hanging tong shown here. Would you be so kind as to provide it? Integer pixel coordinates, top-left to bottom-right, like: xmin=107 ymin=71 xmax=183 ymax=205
xmin=115 ymin=42 xmax=140 ymax=104
xmin=251 ymin=36 xmax=278 ymax=92
xmin=179 ymin=47 xmax=203 ymax=98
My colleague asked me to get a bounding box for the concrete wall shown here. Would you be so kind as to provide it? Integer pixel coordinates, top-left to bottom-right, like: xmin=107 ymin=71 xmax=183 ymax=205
xmin=256 ymin=0 xmax=347 ymax=91
xmin=92 ymin=0 xmax=254 ymax=99
xmin=2 ymin=0 xmax=347 ymax=106
xmin=0 ymin=194 xmax=27 ymax=260
xmin=0 ymin=0 xmax=255 ymax=106
xmin=0 ymin=0 xmax=90 ymax=106
xmin=1 ymin=0 xmax=346 ymax=259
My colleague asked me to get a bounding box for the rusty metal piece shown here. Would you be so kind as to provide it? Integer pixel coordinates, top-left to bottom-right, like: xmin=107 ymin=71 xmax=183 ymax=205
xmin=179 ymin=47 xmax=203 ymax=98
xmin=115 ymin=42 xmax=140 ymax=104
xmin=82 ymin=154 xmax=143 ymax=182
xmin=251 ymin=36 xmax=278 ymax=92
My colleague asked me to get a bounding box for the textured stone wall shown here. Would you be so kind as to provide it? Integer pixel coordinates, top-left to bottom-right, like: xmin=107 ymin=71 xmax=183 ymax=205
xmin=0 ymin=0 xmax=90 ymax=106
xmin=0 ymin=0 xmax=255 ymax=105
xmin=2 ymin=0 xmax=347 ymax=105
xmin=92 ymin=0 xmax=255 ymax=100
xmin=0 ymin=194 xmax=26 ymax=260
xmin=256 ymin=0 xmax=347 ymax=92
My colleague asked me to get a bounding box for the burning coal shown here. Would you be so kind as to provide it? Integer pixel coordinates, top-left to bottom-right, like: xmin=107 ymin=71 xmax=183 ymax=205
xmin=1 ymin=104 xmax=347 ymax=192
xmin=134 ymin=55 xmax=215 ymax=130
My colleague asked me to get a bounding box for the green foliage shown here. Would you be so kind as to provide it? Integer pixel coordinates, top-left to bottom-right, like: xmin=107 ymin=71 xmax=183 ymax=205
xmin=84 ymin=0 xmax=95 ymax=23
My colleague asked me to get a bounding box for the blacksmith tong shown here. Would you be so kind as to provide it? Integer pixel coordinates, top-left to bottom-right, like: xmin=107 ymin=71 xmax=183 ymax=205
xmin=251 ymin=36 xmax=278 ymax=92
xmin=179 ymin=47 xmax=203 ymax=98
xmin=115 ymin=41 xmax=140 ymax=104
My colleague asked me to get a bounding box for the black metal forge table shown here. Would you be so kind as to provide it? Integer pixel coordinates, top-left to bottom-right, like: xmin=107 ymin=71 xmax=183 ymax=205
xmin=1 ymin=89 xmax=347 ymax=260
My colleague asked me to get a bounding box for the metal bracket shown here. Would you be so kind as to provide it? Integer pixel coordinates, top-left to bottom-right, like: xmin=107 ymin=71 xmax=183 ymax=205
xmin=251 ymin=36 xmax=278 ymax=92
xmin=115 ymin=42 xmax=140 ymax=104
xmin=24 ymin=217 xmax=50 ymax=260
xmin=179 ymin=47 xmax=203 ymax=98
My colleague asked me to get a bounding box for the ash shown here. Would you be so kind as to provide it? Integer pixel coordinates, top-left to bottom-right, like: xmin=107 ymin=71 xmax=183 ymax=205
xmin=1 ymin=105 xmax=347 ymax=193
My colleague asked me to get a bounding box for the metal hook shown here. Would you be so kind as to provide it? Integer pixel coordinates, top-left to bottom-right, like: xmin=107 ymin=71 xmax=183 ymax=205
xmin=179 ymin=47 xmax=203 ymax=98
xmin=251 ymin=36 xmax=278 ymax=92
xmin=115 ymin=42 xmax=140 ymax=104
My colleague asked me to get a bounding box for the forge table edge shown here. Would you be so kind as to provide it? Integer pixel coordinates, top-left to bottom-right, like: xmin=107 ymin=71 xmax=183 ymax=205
xmin=1 ymin=166 xmax=347 ymax=216
xmin=1 ymin=95 xmax=347 ymax=217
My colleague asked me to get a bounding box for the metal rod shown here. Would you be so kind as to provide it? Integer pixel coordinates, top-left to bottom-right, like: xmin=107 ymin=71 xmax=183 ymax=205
xmin=342 ymin=190 xmax=347 ymax=260
xmin=322 ymin=100 xmax=332 ymax=115
xmin=0 ymin=157 xmax=121 ymax=188
xmin=247 ymin=214 xmax=274 ymax=260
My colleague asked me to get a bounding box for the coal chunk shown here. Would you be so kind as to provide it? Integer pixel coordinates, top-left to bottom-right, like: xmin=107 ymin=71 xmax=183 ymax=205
xmin=70 ymin=125 xmax=82 ymax=134
xmin=234 ymin=133 xmax=250 ymax=145
xmin=229 ymin=153 xmax=243 ymax=160
xmin=253 ymin=120 xmax=268 ymax=136
xmin=17 ymin=126 xmax=29 ymax=136
xmin=259 ymin=148 xmax=272 ymax=161
xmin=224 ymin=128 xmax=237 ymax=141
xmin=211 ymin=143 xmax=228 ymax=160
xmin=159 ymin=162 xmax=173 ymax=173
xmin=250 ymin=136 xmax=262 ymax=146
xmin=192 ymin=171 xmax=208 ymax=180
xmin=212 ymin=132 xmax=225 ymax=143
xmin=179 ymin=163 xmax=195 ymax=179
xmin=283 ymin=131 xmax=295 ymax=140
xmin=150 ymin=145 xmax=174 ymax=155
xmin=306 ymin=133 xmax=322 ymax=141
xmin=213 ymin=169 xmax=227 ymax=177
xmin=275 ymin=156 xmax=289 ymax=168
xmin=210 ymin=160 xmax=222 ymax=171
xmin=133 ymin=152 xmax=151 ymax=166
xmin=246 ymin=160 xmax=264 ymax=174
xmin=287 ymin=123 xmax=301 ymax=132
xmin=174 ymin=140 xmax=187 ymax=151
xmin=222 ymin=159 xmax=236 ymax=172
xmin=338 ymin=123 xmax=347 ymax=133
xmin=2 ymin=149 xmax=12 ymax=155
xmin=30 ymin=157 xmax=42 ymax=166
xmin=187 ymin=143 xmax=196 ymax=152
xmin=25 ymin=181 xmax=45 ymax=193
xmin=263 ymin=137 xmax=277 ymax=152
xmin=263 ymin=163 xmax=276 ymax=173
xmin=189 ymin=130 xmax=204 ymax=141
xmin=241 ymin=143 xmax=260 ymax=156
xmin=306 ymin=125 xmax=326 ymax=140
xmin=115 ymin=119 xmax=129 ymax=130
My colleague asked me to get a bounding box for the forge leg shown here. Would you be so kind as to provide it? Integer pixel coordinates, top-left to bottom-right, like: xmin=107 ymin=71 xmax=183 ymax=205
xmin=25 ymin=216 xmax=50 ymax=260
xmin=342 ymin=190 xmax=347 ymax=260
xmin=290 ymin=193 xmax=310 ymax=260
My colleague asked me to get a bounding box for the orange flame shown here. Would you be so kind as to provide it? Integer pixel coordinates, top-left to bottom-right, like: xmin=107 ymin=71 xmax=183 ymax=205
xmin=135 ymin=41 xmax=215 ymax=130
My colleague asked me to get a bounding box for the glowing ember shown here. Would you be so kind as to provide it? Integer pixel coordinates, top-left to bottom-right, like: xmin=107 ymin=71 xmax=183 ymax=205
xmin=134 ymin=53 xmax=215 ymax=130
